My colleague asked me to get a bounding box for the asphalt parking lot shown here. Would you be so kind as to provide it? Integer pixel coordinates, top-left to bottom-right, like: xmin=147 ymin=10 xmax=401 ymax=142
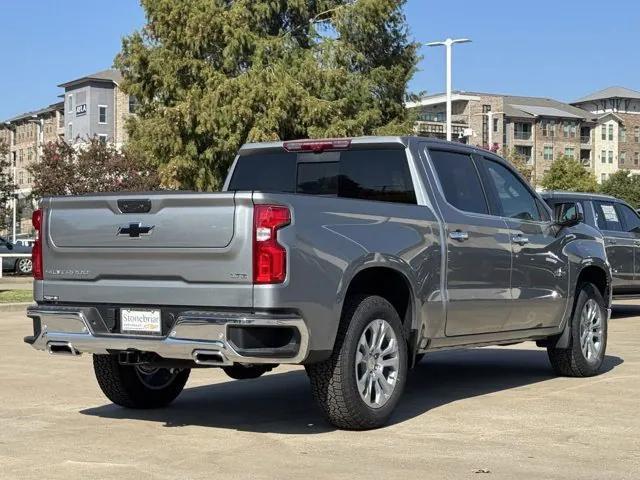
xmin=1 ymin=303 xmax=639 ymax=480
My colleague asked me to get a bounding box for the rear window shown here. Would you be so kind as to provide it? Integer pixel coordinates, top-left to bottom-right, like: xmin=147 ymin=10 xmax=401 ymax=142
xmin=228 ymin=148 xmax=416 ymax=204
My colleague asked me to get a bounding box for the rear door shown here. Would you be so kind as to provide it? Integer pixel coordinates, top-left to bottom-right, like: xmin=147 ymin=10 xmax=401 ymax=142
xmin=427 ymin=148 xmax=513 ymax=336
xmin=477 ymin=155 xmax=568 ymax=330
xmin=593 ymin=200 xmax=635 ymax=293
xmin=613 ymin=202 xmax=640 ymax=291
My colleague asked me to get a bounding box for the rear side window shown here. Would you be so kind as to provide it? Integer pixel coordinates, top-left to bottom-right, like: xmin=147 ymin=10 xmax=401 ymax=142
xmin=429 ymin=150 xmax=488 ymax=214
xmin=228 ymin=148 xmax=417 ymax=204
xmin=594 ymin=201 xmax=623 ymax=232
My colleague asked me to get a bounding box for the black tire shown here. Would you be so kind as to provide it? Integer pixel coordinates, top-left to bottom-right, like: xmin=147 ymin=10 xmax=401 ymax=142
xmin=547 ymin=282 xmax=608 ymax=377
xmin=93 ymin=354 xmax=190 ymax=408
xmin=306 ymin=295 xmax=408 ymax=430
xmin=15 ymin=257 xmax=32 ymax=275
xmin=222 ymin=364 xmax=274 ymax=380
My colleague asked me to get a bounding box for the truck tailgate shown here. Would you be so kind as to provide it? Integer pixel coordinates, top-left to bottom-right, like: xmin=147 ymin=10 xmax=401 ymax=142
xmin=39 ymin=192 xmax=254 ymax=308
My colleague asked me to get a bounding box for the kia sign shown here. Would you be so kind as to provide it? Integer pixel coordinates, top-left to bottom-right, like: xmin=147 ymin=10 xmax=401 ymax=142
xmin=75 ymin=104 xmax=87 ymax=116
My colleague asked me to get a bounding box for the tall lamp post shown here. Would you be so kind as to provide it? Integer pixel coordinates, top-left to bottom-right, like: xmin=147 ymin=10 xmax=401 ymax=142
xmin=426 ymin=38 xmax=471 ymax=142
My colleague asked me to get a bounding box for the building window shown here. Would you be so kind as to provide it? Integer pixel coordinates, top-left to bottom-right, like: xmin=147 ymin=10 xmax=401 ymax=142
xmin=635 ymin=126 xmax=640 ymax=143
xmin=601 ymin=125 xmax=607 ymax=140
xmin=58 ymin=113 xmax=64 ymax=128
xmin=98 ymin=134 xmax=108 ymax=145
xmin=564 ymin=147 xmax=575 ymax=159
xmin=621 ymin=127 xmax=626 ymax=142
xmin=67 ymin=95 xmax=73 ymax=113
xmin=98 ymin=105 xmax=107 ymax=124
xmin=543 ymin=146 xmax=553 ymax=161
xmin=492 ymin=117 xmax=498 ymax=133
xmin=635 ymin=152 xmax=640 ymax=165
xmin=67 ymin=123 xmax=73 ymax=141
xmin=601 ymin=150 xmax=606 ymax=163
xmin=514 ymin=123 xmax=532 ymax=140
xmin=621 ymin=152 xmax=626 ymax=164
xmin=570 ymin=124 xmax=577 ymax=138
xmin=542 ymin=121 xmax=555 ymax=137
xmin=608 ymin=151 xmax=614 ymax=164
xmin=609 ymin=124 xmax=614 ymax=141
xmin=601 ymin=173 xmax=607 ymax=182
xmin=563 ymin=123 xmax=570 ymax=138
xmin=128 ymin=95 xmax=139 ymax=114
xmin=18 ymin=171 xmax=24 ymax=185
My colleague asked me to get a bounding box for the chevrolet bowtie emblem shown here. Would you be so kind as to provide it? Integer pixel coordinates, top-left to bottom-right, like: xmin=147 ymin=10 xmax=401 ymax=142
xmin=117 ymin=222 xmax=154 ymax=238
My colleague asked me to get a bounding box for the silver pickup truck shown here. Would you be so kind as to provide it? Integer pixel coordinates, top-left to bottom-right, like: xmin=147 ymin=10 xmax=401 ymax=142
xmin=25 ymin=137 xmax=612 ymax=430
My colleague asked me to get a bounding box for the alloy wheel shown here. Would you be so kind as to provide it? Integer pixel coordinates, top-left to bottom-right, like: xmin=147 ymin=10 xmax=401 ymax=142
xmin=579 ymin=298 xmax=604 ymax=362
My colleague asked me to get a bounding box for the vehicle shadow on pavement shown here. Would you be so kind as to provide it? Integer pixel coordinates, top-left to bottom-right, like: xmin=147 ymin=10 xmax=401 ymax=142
xmin=80 ymin=348 xmax=623 ymax=434
xmin=611 ymin=304 xmax=640 ymax=320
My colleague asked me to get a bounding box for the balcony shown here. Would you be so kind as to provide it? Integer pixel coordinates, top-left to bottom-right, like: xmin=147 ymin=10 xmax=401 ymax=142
xmin=514 ymin=131 xmax=532 ymax=141
xmin=580 ymin=136 xmax=591 ymax=146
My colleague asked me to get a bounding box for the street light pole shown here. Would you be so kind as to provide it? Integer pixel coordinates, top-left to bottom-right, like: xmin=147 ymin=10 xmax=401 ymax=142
xmin=426 ymin=38 xmax=471 ymax=142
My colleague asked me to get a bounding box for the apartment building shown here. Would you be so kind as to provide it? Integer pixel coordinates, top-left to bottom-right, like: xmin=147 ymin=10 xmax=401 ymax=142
xmin=59 ymin=68 xmax=133 ymax=146
xmin=407 ymin=92 xmax=597 ymax=184
xmin=0 ymin=102 xmax=64 ymax=236
xmin=571 ymin=87 xmax=640 ymax=182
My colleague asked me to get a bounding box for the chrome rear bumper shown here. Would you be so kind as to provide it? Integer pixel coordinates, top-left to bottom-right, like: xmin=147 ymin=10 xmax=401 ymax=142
xmin=25 ymin=306 xmax=309 ymax=366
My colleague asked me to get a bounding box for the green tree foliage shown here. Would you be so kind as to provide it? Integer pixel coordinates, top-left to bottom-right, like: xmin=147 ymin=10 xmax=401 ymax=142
xmin=27 ymin=138 xmax=160 ymax=197
xmin=0 ymin=140 xmax=16 ymax=230
xmin=503 ymin=148 xmax=534 ymax=184
xmin=540 ymin=155 xmax=598 ymax=193
xmin=116 ymin=0 xmax=418 ymax=190
xmin=599 ymin=170 xmax=640 ymax=208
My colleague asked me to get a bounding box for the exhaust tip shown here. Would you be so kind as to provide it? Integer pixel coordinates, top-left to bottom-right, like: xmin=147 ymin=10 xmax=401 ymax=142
xmin=47 ymin=342 xmax=79 ymax=356
xmin=192 ymin=349 xmax=227 ymax=366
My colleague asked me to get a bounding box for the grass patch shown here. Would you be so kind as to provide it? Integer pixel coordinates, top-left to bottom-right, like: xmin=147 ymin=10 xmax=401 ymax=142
xmin=0 ymin=290 xmax=32 ymax=303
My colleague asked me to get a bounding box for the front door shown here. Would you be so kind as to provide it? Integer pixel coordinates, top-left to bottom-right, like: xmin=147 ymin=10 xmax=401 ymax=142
xmin=427 ymin=148 xmax=512 ymax=336
xmin=593 ymin=200 xmax=635 ymax=294
xmin=477 ymin=156 xmax=568 ymax=330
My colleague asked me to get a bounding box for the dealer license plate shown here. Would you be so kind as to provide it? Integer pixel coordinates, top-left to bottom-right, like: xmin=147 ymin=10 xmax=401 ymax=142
xmin=120 ymin=309 xmax=162 ymax=335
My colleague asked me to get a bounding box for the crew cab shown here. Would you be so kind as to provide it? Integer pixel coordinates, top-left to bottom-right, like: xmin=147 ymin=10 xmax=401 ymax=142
xmin=25 ymin=137 xmax=612 ymax=429
xmin=542 ymin=191 xmax=640 ymax=300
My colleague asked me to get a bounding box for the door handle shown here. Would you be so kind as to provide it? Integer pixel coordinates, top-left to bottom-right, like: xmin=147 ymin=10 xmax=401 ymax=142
xmin=449 ymin=230 xmax=469 ymax=242
xmin=512 ymin=235 xmax=529 ymax=246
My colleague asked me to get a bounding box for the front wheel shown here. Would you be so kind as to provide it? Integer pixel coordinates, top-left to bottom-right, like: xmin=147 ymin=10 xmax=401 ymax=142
xmin=306 ymin=295 xmax=408 ymax=430
xmin=547 ymin=282 xmax=608 ymax=377
xmin=93 ymin=354 xmax=190 ymax=408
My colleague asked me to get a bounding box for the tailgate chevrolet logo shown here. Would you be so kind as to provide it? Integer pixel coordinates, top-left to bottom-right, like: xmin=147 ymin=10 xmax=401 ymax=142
xmin=117 ymin=222 xmax=154 ymax=238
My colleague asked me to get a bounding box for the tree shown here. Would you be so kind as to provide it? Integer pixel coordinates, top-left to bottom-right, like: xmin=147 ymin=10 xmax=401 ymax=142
xmin=540 ymin=155 xmax=598 ymax=192
xmin=0 ymin=140 xmax=16 ymax=231
xmin=116 ymin=0 xmax=418 ymax=190
xmin=600 ymin=170 xmax=640 ymax=208
xmin=27 ymin=138 xmax=161 ymax=197
xmin=504 ymin=148 xmax=534 ymax=184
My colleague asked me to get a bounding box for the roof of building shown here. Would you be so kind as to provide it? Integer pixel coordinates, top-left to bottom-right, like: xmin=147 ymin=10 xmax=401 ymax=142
xmin=2 ymin=101 xmax=64 ymax=124
xmin=573 ymin=86 xmax=640 ymax=104
xmin=408 ymin=90 xmax=596 ymax=121
xmin=58 ymin=68 xmax=123 ymax=88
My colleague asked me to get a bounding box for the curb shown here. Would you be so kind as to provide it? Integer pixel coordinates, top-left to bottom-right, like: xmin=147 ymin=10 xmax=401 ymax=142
xmin=0 ymin=302 xmax=31 ymax=313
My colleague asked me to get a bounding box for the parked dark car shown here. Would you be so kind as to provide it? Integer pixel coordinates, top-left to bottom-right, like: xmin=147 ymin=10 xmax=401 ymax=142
xmin=542 ymin=191 xmax=640 ymax=299
xmin=0 ymin=236 xmax=33 ymax=275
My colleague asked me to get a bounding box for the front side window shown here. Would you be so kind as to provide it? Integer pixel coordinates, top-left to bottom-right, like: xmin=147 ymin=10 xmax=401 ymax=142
xmin=429 ymin=150 xmax=488 ymax=215
xmin=482 ymin=158 xmax=542 ymax=221
xmin=594 ymin=201 xmax=623 ymax=231
xmin=616 ymin=203 xmax=640 ymax=233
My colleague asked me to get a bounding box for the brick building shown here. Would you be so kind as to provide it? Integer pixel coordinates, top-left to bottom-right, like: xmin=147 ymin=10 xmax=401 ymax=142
xmin=571 ymin=87 xmax=640 ymax=182
xmin=407 ymin=92 xmax=598 ymax=185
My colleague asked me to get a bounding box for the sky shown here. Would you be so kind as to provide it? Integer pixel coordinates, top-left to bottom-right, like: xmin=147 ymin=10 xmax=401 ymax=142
xmin=1 ymin=0 xmax=639 ymax=120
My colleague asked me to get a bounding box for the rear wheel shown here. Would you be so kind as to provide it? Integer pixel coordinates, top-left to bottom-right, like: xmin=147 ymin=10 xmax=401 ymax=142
xmin=306 ymin=295 xmax=408 ymax=430
xmin=547 ymin=282 xmax=608 ymax=377
xmin=93 ymin=354 xmax=190 ymax=408
xmin=16 ymin=257 xmax=32 ymax=275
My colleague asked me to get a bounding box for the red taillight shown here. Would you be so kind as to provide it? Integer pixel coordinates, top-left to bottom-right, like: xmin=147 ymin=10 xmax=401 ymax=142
xmin=253 ymin=205 xmax=291 ymax=284
xmin=283 ymin=138 xmax=351 ymax=153
xmin=32 ymin=209 xmax=43 ymax=280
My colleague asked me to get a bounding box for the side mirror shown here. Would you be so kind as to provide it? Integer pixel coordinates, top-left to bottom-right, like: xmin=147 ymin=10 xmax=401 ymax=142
xmin=554 ymin=202 xmax=584 ymax=227
xmin=5 ymin=242 xmax=13 ymax=250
